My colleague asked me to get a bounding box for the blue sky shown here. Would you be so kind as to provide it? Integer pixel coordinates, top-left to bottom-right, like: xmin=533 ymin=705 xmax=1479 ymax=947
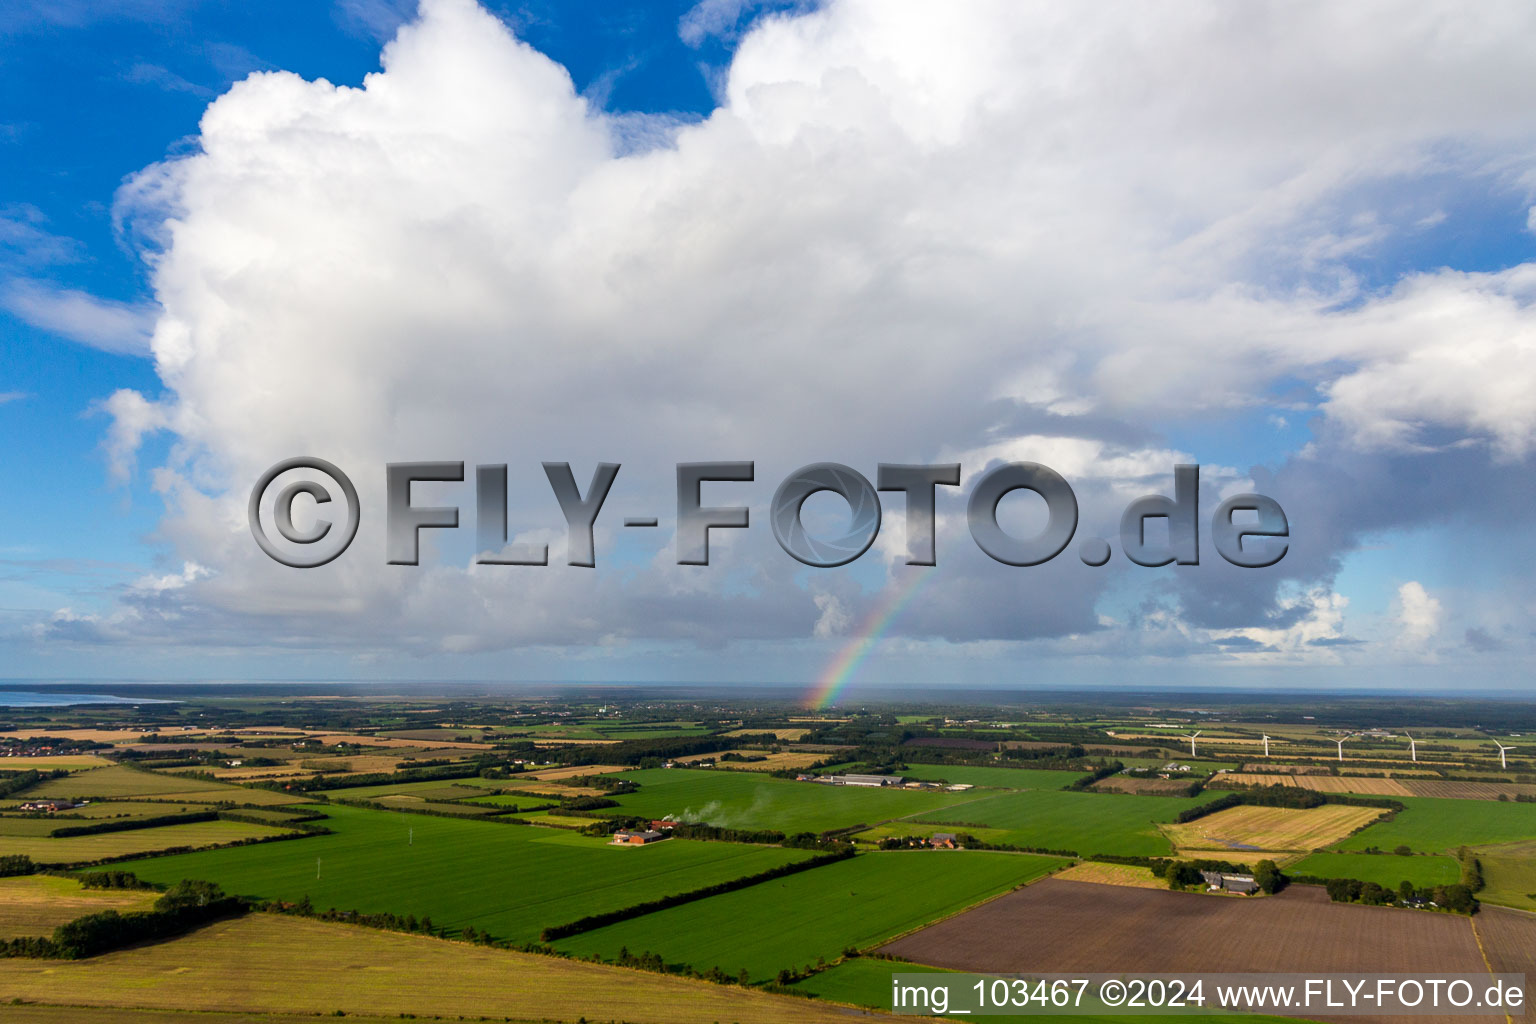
xmin=3 ymin=1 xmax=1535 ymax=690
xmin=2 ymin=0 xmax=738 ymax=642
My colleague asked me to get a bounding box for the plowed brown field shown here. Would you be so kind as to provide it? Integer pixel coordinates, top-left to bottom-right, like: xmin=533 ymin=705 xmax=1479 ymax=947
xmin=881 ymin=877 xmax=1495 ymax=976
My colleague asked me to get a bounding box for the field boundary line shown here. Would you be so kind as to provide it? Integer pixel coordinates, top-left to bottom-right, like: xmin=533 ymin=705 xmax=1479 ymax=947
xmin=1469 ymin=915 xmax=1515 ymax=1024
xmin=860 ymin=855 xmax=1072 ymax=951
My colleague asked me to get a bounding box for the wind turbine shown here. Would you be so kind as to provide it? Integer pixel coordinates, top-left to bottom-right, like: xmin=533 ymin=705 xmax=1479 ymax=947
xmin=1404 ymin=731 xmax=1417 ymax=763
xmin=1261 ymin=734 xmax=1271 ymax=758
xmin=1336 ymin=732 xmax=1356 ymax=762
xmin=1495 ymin=741 xmax=1512 ymax=770
xmin=1188 ymin=731 xmax=1201 ymax=758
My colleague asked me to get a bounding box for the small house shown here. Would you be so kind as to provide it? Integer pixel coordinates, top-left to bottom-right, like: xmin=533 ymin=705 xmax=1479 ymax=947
xmin=1201 ymin=870 xmax=1259 ymax=894
xmin=929 ymin=833 xmax=958 ymax=849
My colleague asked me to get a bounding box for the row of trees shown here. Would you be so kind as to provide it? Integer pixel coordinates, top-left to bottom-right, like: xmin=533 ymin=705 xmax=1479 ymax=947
xmin=1323 ymin=877 xmax=1478 ymax=914
xmin=2 ymin=880 xmax=248 ymax=960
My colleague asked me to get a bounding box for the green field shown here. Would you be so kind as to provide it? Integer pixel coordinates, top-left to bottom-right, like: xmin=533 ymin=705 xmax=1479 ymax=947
xmin=909 ymin=789 xmax=1228 ymax=856
xmin=602 ymin=769 xmax=978 ymax=834
xmin=554 ymin=850 xmax=1066 ymax=980
xmin=896 ymin=764 xmax=1089 ymax=789
xmin=790 ymin=957 xmax=957 ymax=1005
xmin=1469 ymin=840 xmax=1536 ymax=910
xmin=792 ymin=958 xmax=1306 ymax=1024
xmin=1333 ymin=797 xmax=1536 ymax=853
xmin=0 ymin=819 xmax=295 ymax=864
xmin=852 ymin=822 xmax=1018 ymax=845
xmin=114 ymin=803 xmax=813 ymax=944
xmin=1288 ymin=852 xmax=1462 ymax=888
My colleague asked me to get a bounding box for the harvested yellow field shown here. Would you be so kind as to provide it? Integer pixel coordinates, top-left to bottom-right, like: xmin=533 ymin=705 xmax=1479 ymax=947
xmin=0 ymin=875 xmax=159 ymax=938
xmin=17 ymin=765 xmax=300 ymax=806
xmin=1054 ymin=861 xmax=1164 ymax=889
xmin=0 ymin=729 xmax=156 ymax=744
xmin=503 ymin=782 xmax=608 ymax=798
xmin=725 ymin=750 xmax=829 ymax=771
xmin=521 ymin=763 xmax=630 ymax=781
xmin=0 ymin=754 xmax=113 ymax=770
xmin=1164 ymin=804 xmax=1385 ymax=854
xmin=0 ymin=913 xmax=877 ymax=1024
xmin=724 ymin=727 xmax=811 ymax=741
xmin=672 ymin=749 xmax=826 ymax=771
xmin=295 ymin=732 xmax=491 ymax=750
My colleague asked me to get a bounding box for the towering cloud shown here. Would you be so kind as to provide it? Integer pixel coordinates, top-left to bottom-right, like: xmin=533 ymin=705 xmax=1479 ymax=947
xmin=69 ymin=0 xmax=1536 ymax=679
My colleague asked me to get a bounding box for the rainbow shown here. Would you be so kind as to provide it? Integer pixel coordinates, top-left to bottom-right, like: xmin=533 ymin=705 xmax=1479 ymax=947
xmin=806 ymin=570 xmax=931 ymax=709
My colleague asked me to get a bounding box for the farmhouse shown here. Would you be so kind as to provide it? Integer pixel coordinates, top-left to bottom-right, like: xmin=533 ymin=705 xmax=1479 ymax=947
xmin=930 ymin=833 xmax=958 ymax=849
xmin=18 ymin=800 xmax=77 ymax=812
xmin=611 ymin=829 xmax=667 ymax=845
xmin=1201 ymin=870 xmax=1259 ymax=894
xmin=650 ymin=819 xmax=678 ymax=831
xmin=818 ymin=773 xmax=905 ymax=787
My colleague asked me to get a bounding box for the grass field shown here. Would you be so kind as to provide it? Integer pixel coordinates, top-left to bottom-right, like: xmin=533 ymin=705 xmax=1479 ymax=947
xmin=0 ymin=912 xmax=870 ymax=1024
xmin=1287 ymin=852 xmax=1463 ymax=888
xmin=908 ymin=789 xmax=1228 ymax=856
xmin=554 ymin=850 xmax=1066 ymax=980
xmin=896 ymin=764 xmax=1089 ymax=789
xmin=1334 ymin=797 xmax=1536 ymax=853
xmin=1468 ymin=840 xmax=1536 ymax=910
xmin=113 ymin=803 xmax=813 ymax=944
xmin=0 ymin=874 xmax=159 ymax=938
xmin=17 ymin=765 xmax=299 ymax=805
xmin=0 ymin=819 xmax=295 ymax=864
xmin=789 ymin=957 xmax=1306 ymax=1024
xmin=1163 ymin=804 xmax=1384 ymax=853
xmin=851 ymin=821 xmax=1018 ymax=845
xmin=603 ymin=768 xmax=980 ymax=834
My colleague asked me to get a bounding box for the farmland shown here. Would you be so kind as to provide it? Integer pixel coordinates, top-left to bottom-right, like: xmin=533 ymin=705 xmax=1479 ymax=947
xmin=879 ymin=877 xmax=1498 ymax=975
xmin=15 ymin=765 xmax=301 ymax=805
xmin=908 ymin=788 xmax=1229 ymax=856
xmin=0 ymin=819 xmax=296 ymax=864
xmin=1162 ymin=804 xmax=1385 ymax=854
xmin=894 ymin=763 xmax=1089 ymax=789
xmin=1335 ymin=797 xmax=1536 ymax=853
xmin=0 ymin=802 xmax=208 ymax=835
xmin=789 ymin=958 xmax=1302 ymax=1024
xmin=1469 ymin=840 xmax=1536 ymax=910
xmin=5 ymin=688 xmax=1536 ymax=1022
xmin=115 ymin=803 xmax=815 ymax=944
xmin=0 ymin=913 xmax=870 ymax=1024
xmin=1052 ymin=861 xmax=1166 ymax=888
xmin=0 ymin=875 xmax=159 ymax=938
xmin=554 ymin=850 xmax=1066 ymax=979
xmin=602 ymin=768 xmax=979 ymax=833
xmin=1217 ymin=773 xmax=1536 ymax=801
xmin=1288 ymin=852 xmax=1463 ymax=888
